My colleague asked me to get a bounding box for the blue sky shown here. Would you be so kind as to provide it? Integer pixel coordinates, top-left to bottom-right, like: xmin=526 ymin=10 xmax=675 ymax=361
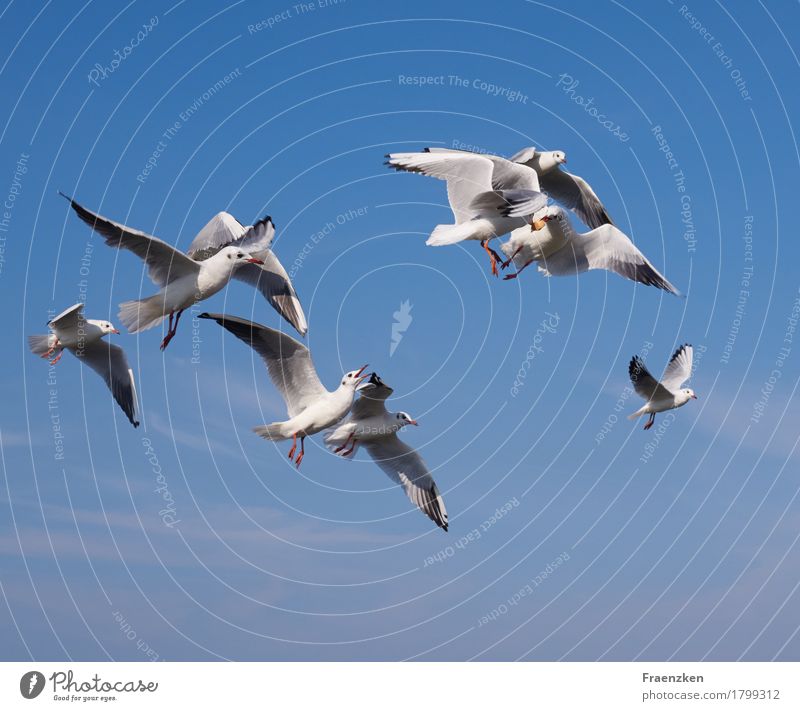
xmin=1 ymin=0 xmax=799 ymax=661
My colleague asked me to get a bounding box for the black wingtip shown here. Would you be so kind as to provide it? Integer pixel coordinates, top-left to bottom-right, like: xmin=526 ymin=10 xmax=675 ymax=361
xmin=57 ymin=190 xmax=73 ymax=203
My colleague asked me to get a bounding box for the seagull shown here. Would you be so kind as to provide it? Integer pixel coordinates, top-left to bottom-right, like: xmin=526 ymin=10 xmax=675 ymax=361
xmin=28 ymin=303 xmax=139 ymax=427
xmin=628 ymin=344 xmax=697 ymax=430
xmin=499 ymin=205 xmax=681 ymax=295
xmin=508 ymin=146 xmax=614 ymax=228
xmin=187 ymin=211 xmax=307 ymax=336
xmin=199 ymin=312 xmax=368 ymax=467
xmin=385 ymin=149 xmax=547 ymax=275
xmin=325 ymin=373 xmax=448 ymax=531
xmin=61 ymin=195 xmax=300 ymax=350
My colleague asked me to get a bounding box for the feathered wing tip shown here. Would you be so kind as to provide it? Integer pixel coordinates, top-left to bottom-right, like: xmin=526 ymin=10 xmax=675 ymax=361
xmin=28 ymin=334 xmax=55 ymax=357
xmin=253 ymin=423 xmax=291 ymax=441
xmin=118 ymin=296 xmax=167 ymax=333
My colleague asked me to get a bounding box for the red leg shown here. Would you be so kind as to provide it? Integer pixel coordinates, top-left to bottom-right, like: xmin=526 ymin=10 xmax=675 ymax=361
xmin=334 ymin=432 xmax=354 ymax=454
xmin=503 ymin=259 xmax=534 ymax=280
xmin=481 ymin=240 xmax=499 ymax=277
xmin=49 ymin=349 xmax=64 ymax=365
xmin=295 ymin=436 xmax=305 ymax=468
xmin=501 ymin=246 xmax=522 ymax=270
xmin=159 ymin=309 xmax=184 ymax=351
xmin=287 ymin=432 xmax=297 ymax=460
xmin=341 ymin=439 xmax=357 ymax=458
xmin=643 ymin=413 xmax=655 ymax=430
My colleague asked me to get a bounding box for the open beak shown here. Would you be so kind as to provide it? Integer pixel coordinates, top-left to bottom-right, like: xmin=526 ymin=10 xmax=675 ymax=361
xmin=246 ymin=257 xmax=264 ymax=265
xmin=356 ymin=364 xmax=369 ymax=381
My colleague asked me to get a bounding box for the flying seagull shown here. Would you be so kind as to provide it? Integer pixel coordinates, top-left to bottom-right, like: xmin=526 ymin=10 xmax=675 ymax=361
xmin=628 ymin=344 xmax=697 ymax=430
xmin=507 ymin=146 xmax=614 ymax=229
xmin=325 ymin=372 xmax=448 ymax=531
xmin=199 ymin=312 xmax=368 ymax=467
xmin=385 ymin=149 xmax=546 ymax=275
xmin=28 ymin=303 xmax=139 ymax=427
xmin=499 ymin=205 xmax=681 ymax=295
xmin=61 ymin=195 xmax=302 ymax=349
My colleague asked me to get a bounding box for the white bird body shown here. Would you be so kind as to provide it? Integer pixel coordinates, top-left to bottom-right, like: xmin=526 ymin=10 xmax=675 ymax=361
xmin=28 ymin=303 xmax=139 ymax=427
xmin=199 ymin=313 xmax=367 ymax=466
xmin=628 ymin=344 xmax=697 ymax=429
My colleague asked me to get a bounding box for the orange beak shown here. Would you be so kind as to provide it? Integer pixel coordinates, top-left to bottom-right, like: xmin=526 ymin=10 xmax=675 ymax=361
xmin=408 ymin=419 xmax=419 ymax=426
xmin=355 ymin=364 xmax=369 ymax=381
xmin=111 ymin=329 xmax=121 ymax=335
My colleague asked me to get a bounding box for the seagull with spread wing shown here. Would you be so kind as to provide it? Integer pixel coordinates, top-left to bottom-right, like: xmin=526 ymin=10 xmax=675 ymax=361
xmin=628 ymin=344 xmax=697 ymax=430
xmin=28 ymin=303 xmax=139 ymax=427
xmin=325 ymin=373 xmax=448 ymax=531
xmin=499 ymin=205 xmax=681 ymax=295
xmin=385 ymin=149 xmax=547 ymax=275
xmin=62 ymin=195 xmax=305 ymax=350
xmin=199 ymin=313 xmax=368 ymax=467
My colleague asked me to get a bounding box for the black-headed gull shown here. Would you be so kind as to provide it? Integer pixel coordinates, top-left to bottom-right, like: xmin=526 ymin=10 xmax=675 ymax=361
xmin=385 ymin=149 xmax=546 ymax=275
xmin=199 ymin=313 xmax=368 ymax=467
xmin=61 ymin=196 xmax=295 ymax=350
xmin=28 ymin=303 xmax=139 ymax=427
xmin=628 ymin=344 xmax=697 ymax=430
xmin=187 ymin=212 xmax=307 ymax=336
xmin=325 ymin=373 xmax=448 ymax=531
xmin=508 ymin=147 xmax=614 ymax=228
xmin=499 ymin=205 xmax=680 ymax=295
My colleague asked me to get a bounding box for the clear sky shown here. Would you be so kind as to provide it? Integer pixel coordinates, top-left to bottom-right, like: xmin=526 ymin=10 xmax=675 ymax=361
xmin=1 ymin=0 xmax=799 ymax=661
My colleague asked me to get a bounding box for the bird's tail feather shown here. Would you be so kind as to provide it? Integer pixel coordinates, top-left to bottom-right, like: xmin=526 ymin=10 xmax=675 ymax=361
xmin=426 ymin=222 xmax=476 ymax=246
xmin=628 ymin=406 xmax=647 ymax=420
xmin=118 ymin=295 xmax=167 ymax=333
xmin=28 ymin=334 xmax=54 ymax=357
xmin=253 ymin=423 xmax=291 ymax=441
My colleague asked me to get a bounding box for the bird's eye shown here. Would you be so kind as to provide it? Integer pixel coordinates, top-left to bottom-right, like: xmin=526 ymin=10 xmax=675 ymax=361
xmin=237 ymin=253 xmax=243 ymax=258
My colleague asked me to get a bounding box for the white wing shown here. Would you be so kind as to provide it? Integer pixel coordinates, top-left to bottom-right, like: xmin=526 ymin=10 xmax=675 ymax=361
xmin=385 ymin=150 xmax=495 ymax=223
xmin=233 ymin=251 xmax=308 ymax=337
xmin=628 ymin=355 xmax=673 ymax=402
xmin=63 ymin=194 xmax=199 ymax=287
xmin=661 ymin=344 xmax=693 ymax=392
xmin=78 ymin=341 xmax=139 ymax=427
xmin=363 ymin=435 xmax=448 ymax=531
xmin=199 ymin=313 xmax=324 ymax=417
xmin=49 ymin=303 xmax=84 ymax=332
xmin=540 ymin=223 xmax=680 ymax=295
xmin=539 ymin=168 xmax=614 ymax=229
xmin=426 ymin=147 xmax=542 ymax=192
xmin=187 ymin=213 xmax=275 ymax=261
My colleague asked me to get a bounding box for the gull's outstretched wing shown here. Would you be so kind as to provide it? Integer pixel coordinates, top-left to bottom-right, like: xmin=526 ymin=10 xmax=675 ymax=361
xmin=187 ymin=213 xmax=275 ymax=261
xmin=363 ymin=435 xmax=448 ymax=531
xmin=661 ymin=344 xmax=693 ymax=392
xmin=629 ymin=356 xmax=672 ymax=402
xmin=79 ymin=341 xmax=139 ymax=427
xmin=540 ymin=223 xmax=680 ymax=295
xmin=538 ymin=168 xmax=614 ymax=229
xmin=199 ymin=313 xmax=324 ymax=417
xmin=62 ymin=194 xmax=199 ymax=287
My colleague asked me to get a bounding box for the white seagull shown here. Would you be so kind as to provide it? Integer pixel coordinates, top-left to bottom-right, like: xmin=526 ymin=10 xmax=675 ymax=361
xmin=385 ymin=149 xmax=547 ymax=275
xmin=499 ymin=205 xmax=680 ymax=295
xmin=62 ymin=195 xmax=302 ymax=350
xmin=325 ymin=373 xmax=448 ymax=531
xmin=508 ymin=146 xmax=614 ymax=228
xmin=28 ymin=303 xmax=139 ymax=427
xmin=199 ymin=312 xmax=368 ymax=467
xmin=628 ymin=344 xmax=697 ymax=430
